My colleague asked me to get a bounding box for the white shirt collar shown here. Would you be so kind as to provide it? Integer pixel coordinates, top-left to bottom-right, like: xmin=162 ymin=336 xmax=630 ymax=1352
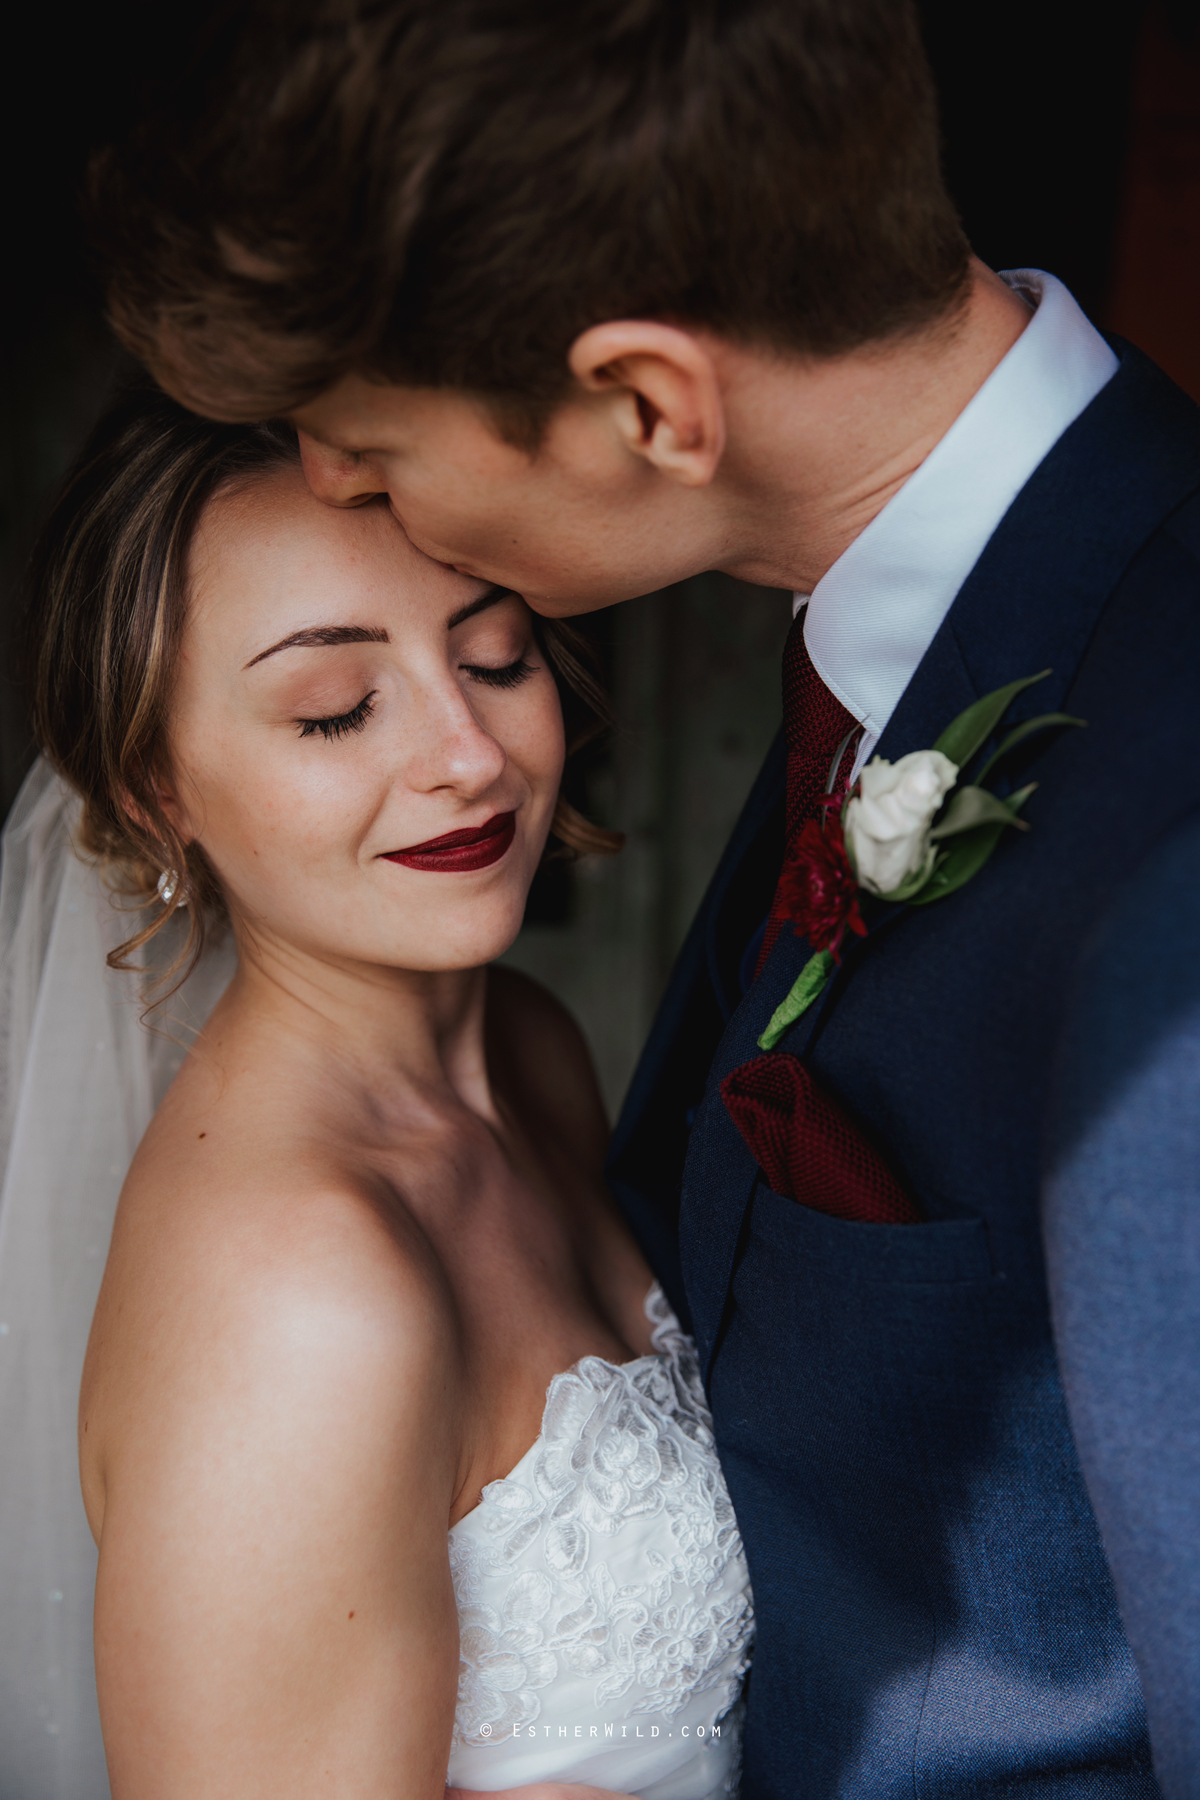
xmin=798 ymin=271 xmax=1119 ymax=758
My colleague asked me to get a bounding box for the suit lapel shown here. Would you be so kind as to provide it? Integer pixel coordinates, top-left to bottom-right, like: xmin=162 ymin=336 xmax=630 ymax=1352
xmin=678 ymin=339 xmax=1200 ymax=1372
xmin=874 ymin=338 xmax=1200 ymax=770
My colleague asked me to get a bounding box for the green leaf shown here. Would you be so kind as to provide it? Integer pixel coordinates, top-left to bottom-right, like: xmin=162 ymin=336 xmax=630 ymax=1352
xmin=757 ymin=951 xmax=835 ymax=1051
xmin=903 ymin=783 xmax=1037 ymax=907
xmin=907 ymin=825 xmax=1008 ymax=907
xmin=973 ymin=712 xmax=1086 ymax=786
xmin=929 ymin=784 xmax=1029 ymax=840
xmin=932 ymin=670 xmax=1051 ymax=770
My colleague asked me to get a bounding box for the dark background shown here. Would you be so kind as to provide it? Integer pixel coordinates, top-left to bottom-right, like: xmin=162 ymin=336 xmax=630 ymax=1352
xmin=4 ymin=0 xmax=1198 ymax=1103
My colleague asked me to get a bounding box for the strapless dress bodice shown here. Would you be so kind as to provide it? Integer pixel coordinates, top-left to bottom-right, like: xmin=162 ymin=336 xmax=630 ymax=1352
xmin=447 ymin=1285 xmax=753 ymax=1799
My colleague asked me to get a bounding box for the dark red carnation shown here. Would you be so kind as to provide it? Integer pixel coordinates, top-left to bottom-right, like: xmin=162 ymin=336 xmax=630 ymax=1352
xmin=775 ymin=814 xmax=867 ymax=959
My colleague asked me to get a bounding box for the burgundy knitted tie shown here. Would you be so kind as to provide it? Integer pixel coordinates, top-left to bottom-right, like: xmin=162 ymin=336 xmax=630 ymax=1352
xmin=722 ymin=611 xmax=921 ymax=1223
xmin=757 ymin=609 xmax=860 ymax=971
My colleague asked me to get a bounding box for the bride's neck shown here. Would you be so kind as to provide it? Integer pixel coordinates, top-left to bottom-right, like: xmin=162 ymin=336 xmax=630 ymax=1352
xmin=213 ymin=931 xmax=498 ymax=1121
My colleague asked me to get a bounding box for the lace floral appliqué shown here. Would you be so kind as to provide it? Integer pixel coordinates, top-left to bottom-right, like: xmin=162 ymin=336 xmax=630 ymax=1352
xmin=449 ymin=1287 xmax=754 ymax=1747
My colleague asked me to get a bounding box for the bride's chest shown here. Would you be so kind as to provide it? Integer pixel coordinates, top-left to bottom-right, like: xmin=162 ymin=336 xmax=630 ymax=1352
xmin=374 ymin=1134 xmax=656 ymax=1519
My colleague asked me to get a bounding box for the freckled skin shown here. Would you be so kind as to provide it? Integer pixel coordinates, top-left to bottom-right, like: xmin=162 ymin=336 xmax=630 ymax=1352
xmin=79 ymin=468 xmax=645 ymax=1800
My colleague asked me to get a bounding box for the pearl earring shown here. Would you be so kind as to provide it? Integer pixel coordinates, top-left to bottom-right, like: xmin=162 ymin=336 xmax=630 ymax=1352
xmin=156 ymin=868 xmax=187 ymax=909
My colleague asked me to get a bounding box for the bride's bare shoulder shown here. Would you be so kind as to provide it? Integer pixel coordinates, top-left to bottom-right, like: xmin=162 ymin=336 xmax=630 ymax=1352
xmin=81 ymin=1064 xmax=463 ymax=1539
xmin=80 ymin=1062 xmax=465 ymax=1795
xmin=486 ymin=964 xmax=609 ymax=1164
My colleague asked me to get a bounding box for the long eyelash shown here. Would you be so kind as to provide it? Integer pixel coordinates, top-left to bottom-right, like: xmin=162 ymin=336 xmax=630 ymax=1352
xmin=466 ymin=658 xmax=537 ymax=691
xmin=297 ymin=691 xmax=378 ymax=740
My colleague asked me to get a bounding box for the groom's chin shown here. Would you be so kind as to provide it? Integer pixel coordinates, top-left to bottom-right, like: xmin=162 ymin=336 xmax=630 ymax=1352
xmin=521 ymin=590 xmax=626 ymax=619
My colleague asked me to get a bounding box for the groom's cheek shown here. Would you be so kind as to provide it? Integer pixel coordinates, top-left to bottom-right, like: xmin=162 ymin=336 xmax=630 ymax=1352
xmin=378 ymin=466 xmax=514 ymax=571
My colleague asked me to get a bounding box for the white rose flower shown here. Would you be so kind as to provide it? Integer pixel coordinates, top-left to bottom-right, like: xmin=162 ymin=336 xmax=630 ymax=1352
xmin=844 ymin=750 xmax=959 ymax=896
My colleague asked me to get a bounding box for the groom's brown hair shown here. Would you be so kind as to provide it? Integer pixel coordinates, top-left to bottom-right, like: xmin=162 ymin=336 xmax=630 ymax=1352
xmin=95 ymin=0 xmax=970 ymax=435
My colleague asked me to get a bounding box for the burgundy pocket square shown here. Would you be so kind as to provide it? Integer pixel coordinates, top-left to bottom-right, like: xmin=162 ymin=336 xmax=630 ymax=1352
xmin=720 ymin=1052 xmax=923 ymax=1224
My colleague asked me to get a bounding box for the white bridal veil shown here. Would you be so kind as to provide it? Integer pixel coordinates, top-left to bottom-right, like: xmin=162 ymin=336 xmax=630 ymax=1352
xmin=0 ymin=757 xmax=234 ymax=1800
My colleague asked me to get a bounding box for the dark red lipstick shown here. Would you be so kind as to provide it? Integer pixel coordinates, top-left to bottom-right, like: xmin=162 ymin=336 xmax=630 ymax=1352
xmin=381 ymin=811 xmax=516 ymax=872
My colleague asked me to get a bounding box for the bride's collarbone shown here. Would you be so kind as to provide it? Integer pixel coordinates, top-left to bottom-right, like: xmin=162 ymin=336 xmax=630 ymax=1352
xmin=354 ymin=1087 xmax=645 ymax=1336
xmin=361 ymin=1127 xmax=658 ymax=1492
xmin=95 ymin=1047 xmax=652 ymax=1517
xmin=401 ymin=1164 xmax=652 ymax=1387
xmin=125 ymin=1069 xmax=620 ymax=1324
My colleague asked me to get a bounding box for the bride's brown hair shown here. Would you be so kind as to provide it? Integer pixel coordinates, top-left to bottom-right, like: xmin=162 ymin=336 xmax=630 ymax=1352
xmin=26 ymin=384 xmax=621 ymax=980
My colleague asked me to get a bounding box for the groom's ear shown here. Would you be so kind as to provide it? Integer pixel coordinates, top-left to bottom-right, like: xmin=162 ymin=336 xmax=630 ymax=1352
xmin=568 ymin=321 xmax=725 ymax=488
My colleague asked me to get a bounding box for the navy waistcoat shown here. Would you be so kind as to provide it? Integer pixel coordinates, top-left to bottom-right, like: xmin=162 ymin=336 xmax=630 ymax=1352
xmin=608 ymin=342 xmax=1200 ymax=1796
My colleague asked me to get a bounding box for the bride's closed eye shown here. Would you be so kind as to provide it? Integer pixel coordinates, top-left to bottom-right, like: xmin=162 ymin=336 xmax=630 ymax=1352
xmin=296 ymin=691 xmax=378 ymax=739
xmin=293 ymin=654 xmax=535 ymax=738
xmin=463 ymin=656 xmax=537 ymax=691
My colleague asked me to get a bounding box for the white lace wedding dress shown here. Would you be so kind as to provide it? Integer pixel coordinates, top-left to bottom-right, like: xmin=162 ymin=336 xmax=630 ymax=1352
xmin=447 ymin=1285 xmax=753 ymax=1799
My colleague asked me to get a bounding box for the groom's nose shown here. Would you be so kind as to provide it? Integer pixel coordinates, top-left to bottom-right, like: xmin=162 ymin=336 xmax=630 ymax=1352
xmin=296 ymin=430 xmax=387 ymax=507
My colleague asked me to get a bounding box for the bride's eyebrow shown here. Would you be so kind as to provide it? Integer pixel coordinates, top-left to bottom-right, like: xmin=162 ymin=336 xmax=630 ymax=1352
xmin=244 ymin=625 xmax=389 ymax=669
xmin=244 ymin=589 xmax=514 ymax=668
xmin=446 ymin=586 xmax=517 ymax=631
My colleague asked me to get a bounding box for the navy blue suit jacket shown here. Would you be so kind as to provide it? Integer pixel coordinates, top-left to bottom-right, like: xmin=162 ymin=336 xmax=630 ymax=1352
xmin=608 ymin=341 xmax=1200 ymax=1796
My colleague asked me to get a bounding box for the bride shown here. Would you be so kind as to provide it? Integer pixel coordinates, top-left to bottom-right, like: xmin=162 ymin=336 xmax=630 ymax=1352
xmin=15 ymin=386 xmax=752 ymax=1799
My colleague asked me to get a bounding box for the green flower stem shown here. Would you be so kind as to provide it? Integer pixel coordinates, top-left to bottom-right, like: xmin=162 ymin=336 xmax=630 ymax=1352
xmin=757 ymin=951 xmax=835 ymax=1051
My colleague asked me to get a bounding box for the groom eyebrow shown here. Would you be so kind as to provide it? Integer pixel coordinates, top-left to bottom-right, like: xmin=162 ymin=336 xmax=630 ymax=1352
xmin=244 ymin=625 xmax=390 ymax=668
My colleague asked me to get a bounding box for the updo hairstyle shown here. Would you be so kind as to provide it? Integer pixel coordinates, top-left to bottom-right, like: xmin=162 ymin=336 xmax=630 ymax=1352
xmin=25 ymin=385 xmax=620 ymax=982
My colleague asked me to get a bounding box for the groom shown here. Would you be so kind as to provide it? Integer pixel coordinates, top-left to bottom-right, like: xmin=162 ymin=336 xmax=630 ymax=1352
xmin=96 ymin=0 xmax=1200 ymax=1791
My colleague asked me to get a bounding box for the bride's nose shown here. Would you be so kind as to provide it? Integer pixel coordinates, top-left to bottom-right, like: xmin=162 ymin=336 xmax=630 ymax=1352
xmin=406 ymin=683 xmax=509 ymax=797
xmin=297 ymin=431 xmax=387 ymax=508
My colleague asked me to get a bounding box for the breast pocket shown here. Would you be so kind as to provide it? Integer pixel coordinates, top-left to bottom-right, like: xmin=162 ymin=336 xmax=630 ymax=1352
xmin=751 ymin=1180 xmax=994 ymax=1286
xmin=715 ymin=1178 xmax=1000 ymax=1500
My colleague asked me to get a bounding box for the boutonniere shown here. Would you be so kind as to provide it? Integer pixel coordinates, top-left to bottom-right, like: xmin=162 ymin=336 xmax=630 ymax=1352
xmin=757 ymin=669 xmax=1084 ymax=1051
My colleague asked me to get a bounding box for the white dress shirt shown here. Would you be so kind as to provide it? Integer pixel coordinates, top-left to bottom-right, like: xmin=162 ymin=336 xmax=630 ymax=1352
xmin=796 ymin=271 xmax=1119 ymax=779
